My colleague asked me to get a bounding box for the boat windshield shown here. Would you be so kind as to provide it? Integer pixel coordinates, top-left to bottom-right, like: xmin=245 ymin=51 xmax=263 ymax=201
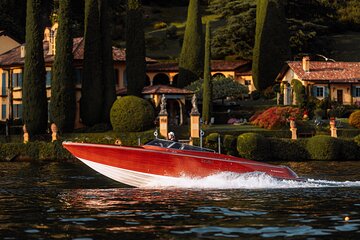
xmin=145 ymin=139 xmax=215 ymax=153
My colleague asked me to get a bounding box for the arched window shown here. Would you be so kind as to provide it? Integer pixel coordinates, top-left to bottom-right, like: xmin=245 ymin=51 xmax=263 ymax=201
xmin=145 ymin=74 xmax=151 ymax=86
xmin=212 ymin=73 xmax=225 ymax=79
xmin=172 ymin=74 xmax=179 ymax=86
xmin=153 ymin=73 xmax=170 ymax=85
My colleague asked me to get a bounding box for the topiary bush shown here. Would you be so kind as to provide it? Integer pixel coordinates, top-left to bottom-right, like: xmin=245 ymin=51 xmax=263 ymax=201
xmin=339 ymin=139 xmax=360 ymax=161
xmin=269 ymin=138 xmax=309 ymax=161
xmin=110 ymin=96 xmax=155 ymax=132
xmin=349 ymin=110 xmax=360 ymax=128
xmin=223 ymin=134 xmax=237 ymax=156
xmin=237 ymin=133 xmax=270 ymax=161
xmin=306 ymin=135 xmax=340 ymax=160
xmin=205 ymin=133 xmax=220 ymax=151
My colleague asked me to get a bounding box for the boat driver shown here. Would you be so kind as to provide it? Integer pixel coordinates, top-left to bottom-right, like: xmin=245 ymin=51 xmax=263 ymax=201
xmin=168 ymin=132 xmax=177 ymax=141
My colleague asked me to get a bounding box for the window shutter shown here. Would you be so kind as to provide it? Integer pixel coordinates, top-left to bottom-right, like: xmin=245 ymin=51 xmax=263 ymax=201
xmin=352 ymin=86 xmax=357 ymax=97
xmin=2 ymin=73 xmax=6 ymax=95
xmin=12 ymin=73 xmax=16 ymax=87
xmin=324 ymin=86 xmax=329 ymax=97
xmin=46 ymin=71 xmax=51 ymax=86
xmin=312 ymin=86 xmax=317 ymax=97
xmin=1 ymin=104 xmax=6 ymax=120
xmin=19 ymin=73 xmax=23 ymax=87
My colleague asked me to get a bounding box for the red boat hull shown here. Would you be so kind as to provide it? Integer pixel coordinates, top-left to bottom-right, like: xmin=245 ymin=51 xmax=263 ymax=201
xmin=63 ymin=142 xmax=299 ymax=187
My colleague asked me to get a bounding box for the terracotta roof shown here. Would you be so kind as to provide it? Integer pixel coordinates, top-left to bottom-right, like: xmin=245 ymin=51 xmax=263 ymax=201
xmin=146 ymin=62 xmax=178 ymax=71
xmin=286 ymin=61 xmax=360 ymax=83
xmin=146 ymin=60 xmax=251 ymax=72
xmin=0 ymin=37 xmax=156 ymax=67
xmin=117 ymin=84 xmax=193 ymax=95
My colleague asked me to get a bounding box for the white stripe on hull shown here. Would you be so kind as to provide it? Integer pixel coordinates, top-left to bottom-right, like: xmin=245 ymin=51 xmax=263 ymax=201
xmin=78 ymin=158 xmax=178 ymax=187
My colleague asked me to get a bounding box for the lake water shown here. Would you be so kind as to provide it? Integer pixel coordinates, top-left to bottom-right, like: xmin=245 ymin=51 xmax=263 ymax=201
xmin=0 ymin=161 xmax=360 ymax=239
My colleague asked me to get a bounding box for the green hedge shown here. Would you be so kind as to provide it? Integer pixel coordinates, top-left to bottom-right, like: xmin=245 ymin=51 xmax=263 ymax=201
xmin=0 ymin=130 xmax=157 ymax=162
xmin=205 ymin=132 xmax=220 ymax=151
xmin=306 ymin=135 xmax=340 ymax=160
xmin=269 ymin=138 xmax=309 ymax=161
xmin=339 ymin=138 xmax=360 ymax=161
xmin=336 ymin=129 xmax=360 ymax=138
xmin=223 ymin=135 xmax=237 ymax=156
xmin=237 ymin=133 xmax=270 ymax=161
xmin=0 ymin=141 xmax=73 ymax=162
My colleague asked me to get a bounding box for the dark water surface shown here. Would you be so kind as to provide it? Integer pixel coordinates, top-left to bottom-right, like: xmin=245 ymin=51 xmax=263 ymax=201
xmin=0 ymin=161 xmax=360 ymax=239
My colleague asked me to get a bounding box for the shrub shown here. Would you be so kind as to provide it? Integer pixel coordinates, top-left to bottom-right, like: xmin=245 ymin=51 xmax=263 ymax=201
xmin=250 ymin=90 xmax=260 ymax=100
xmin=269 ymin=138 xmax=309 ymax=161
xmin=349 ymin=110 xmax=360 ymax=128
xmin=110 ymin=96 xmax=155 ymax=132
xmin=0 ymin=141 xmax=74 ymax=162
xmin=250 ymin=106 xmax=303 ymax=129
xmin=291 ymin=79 xmax=306 ymax=106
xmin=223 ymin=134 xmax=237 ymax=156
xmin=354 ymin=134 xmax=360 ymax=146
xmin=306 ymin=135 xmax=340 ymax=160
xmin=339 ymin=139 xmax=360 ymax=161
xmin=205 ymin=133 xmax=220 ymax=151
xmin=262 ymin=86 xmax=275 ymax=99
xmin=314 ymin=108 xmax=325 ymax=119
xmin=237 ymin=133 xmax=270 ymax=161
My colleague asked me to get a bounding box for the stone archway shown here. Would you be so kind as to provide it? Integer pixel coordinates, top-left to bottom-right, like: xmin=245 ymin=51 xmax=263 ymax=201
xmin=212 ymin=73 xmax=225 ymax=79
xmin=145 ymin=74 xmax=151 ymax=86
xmin=172 ymin=74 xmax=179 ymax=86
xmin=153 ymin=73 xmax=170 ymax=85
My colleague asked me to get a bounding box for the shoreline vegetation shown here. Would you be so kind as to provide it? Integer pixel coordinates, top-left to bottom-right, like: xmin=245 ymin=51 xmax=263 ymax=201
xmin=1 ymin=128 xmax=359 ymax=162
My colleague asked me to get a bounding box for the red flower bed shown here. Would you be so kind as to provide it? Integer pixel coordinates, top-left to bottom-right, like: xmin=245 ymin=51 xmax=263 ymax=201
xmin=250 ymin=106 xmax=303 ymax=129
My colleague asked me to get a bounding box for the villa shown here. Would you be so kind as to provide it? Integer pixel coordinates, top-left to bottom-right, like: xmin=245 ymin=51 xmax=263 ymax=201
xmin=277 ymin=56 xmax=360 ymax=105
xmin=0 ymin=24 xmax=253 ymax=128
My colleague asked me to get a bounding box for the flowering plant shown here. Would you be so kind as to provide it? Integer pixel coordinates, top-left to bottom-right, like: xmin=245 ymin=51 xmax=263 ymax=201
xmin=250 ymin=107 xmax=303 ymax=130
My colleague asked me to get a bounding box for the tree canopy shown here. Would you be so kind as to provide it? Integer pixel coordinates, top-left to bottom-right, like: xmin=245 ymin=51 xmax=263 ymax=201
xmin=22 ymin=0 xmax=48 ymax=135
xmin=252 ymin=0 xmax=291 ymax=91
xmin=177 ymin=0 xmax=204 ymax=88
xmin=126 ymin=0 xmax=146 ymax=97
xmin=50 ymin=0 xmax=76 ymax=133
xmin=208 ymin=0 xmax=256 ymax=60
xmin=185 ymin=76 xmax=248 ymax=100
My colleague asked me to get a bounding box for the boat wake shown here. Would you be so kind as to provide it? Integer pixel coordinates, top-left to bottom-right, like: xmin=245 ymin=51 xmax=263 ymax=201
xmin=143 ymin=172 xmax=360 ymax=189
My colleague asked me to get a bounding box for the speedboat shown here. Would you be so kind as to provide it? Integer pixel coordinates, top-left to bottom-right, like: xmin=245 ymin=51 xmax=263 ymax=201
xmin=62 ymin=139 xmax=301 ymax=187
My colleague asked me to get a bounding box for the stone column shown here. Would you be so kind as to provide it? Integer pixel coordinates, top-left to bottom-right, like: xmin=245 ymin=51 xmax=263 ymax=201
xmin=290 ymin=118 xmax=297 ymax=140
xmin=51 ymin=123 xmax=58 ymax=142
xmin=330 ymin=118 xmax=337 ymax=138
xmin=190 ymin=94 xmax=200 ymax=145
xmin=158 ymin=94 xmax=168 ymax=138
xmin=283 ymin=83 xmax=291 ymax=105
xmin=23 ymin=124 xmax=29 ymax=143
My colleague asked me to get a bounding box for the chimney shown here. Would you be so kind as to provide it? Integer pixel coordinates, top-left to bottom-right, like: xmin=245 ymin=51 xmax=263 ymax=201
xmin=302 ymin=56 xmax=310 ymax=72
xmin=20 ymin=45 xmax=26 ymax=58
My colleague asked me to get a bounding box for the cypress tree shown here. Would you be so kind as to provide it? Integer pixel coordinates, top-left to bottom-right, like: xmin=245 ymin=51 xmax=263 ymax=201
xmin=50 ymin=0 xmax=76 ymax=133
xmin=252 ymin=0 xmax=291 ymax=91
xmin=99 ymin=0 xmax=116 ymax=123
xmin=126 ymin=0 xmax=146 ymax=97
xmin=177 ymin=0 xmax=204 ymax=88
xmin=80 ymin=0 xmax=103 ymax=126
xmin=23 ymin=0 xmax=48 ymax=135
xmin=202 ymin=21 xmax=212 ymax=125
